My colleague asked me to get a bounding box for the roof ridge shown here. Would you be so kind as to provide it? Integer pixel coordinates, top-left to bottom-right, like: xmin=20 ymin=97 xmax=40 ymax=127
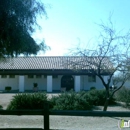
xmin=4 ymin=56 xmax=85 ymax=58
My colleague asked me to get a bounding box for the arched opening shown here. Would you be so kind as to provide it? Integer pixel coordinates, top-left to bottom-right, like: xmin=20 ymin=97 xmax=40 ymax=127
xmin=61 ymin=75 xmax=74 ymax=91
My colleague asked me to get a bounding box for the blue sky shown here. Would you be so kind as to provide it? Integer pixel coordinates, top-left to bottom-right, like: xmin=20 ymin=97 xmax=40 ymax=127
xmin=32 ymin=0 xmax=130 ymax=56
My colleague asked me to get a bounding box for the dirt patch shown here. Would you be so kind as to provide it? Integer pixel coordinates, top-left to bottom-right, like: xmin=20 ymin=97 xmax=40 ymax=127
xmin=0 ymin=93 xmax=15 ymax=109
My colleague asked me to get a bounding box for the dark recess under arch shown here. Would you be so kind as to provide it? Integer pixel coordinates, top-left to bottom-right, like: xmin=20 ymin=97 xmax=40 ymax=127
xmin=61 ymin=75 xmax=74 ymax=91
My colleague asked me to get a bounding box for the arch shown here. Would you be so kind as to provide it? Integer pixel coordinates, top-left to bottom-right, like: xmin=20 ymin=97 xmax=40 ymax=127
xmin=61 ymin=75 xmax=74 ymax=91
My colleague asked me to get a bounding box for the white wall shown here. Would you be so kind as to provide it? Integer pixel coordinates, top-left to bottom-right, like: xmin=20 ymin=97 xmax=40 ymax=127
xmin=0 ymin=75 xmax=62 ymax=91
xmin=53 ymin=75 xmax=62 ymax=90
xmin=0 ymin=75 xmax=19 ymax=91
xmin=24 ymin=75 xmax=47 ymax=91
xmin=80 ymin=75 xmax=105 ymax=90
xmin=0 ymin=74 xmax=112 ymax=91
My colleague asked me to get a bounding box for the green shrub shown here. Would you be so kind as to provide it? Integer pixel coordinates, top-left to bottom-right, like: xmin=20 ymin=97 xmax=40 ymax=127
xmin=5 ymin=86 xmax=11 ymax=91
xmin=90 ymin=87 xmax=96 ymax=90
xmin=49 ymin=91 xmax=92 ymax=110
xmin=99 ymin=90 xmax=115 ymax=105
xmin=7 ymin=90 xmax=116 ymax=111
xmin=115 ymin=87 xmax=130 ymax=102
xmin=115 ymin=87 xmax=130 ymax=107
xmin=49 ymin=95 xmax=59 ymax=109
xmin=50 ymin=90 xmax=116 ymax=111
xmin=7 ymin=93 xmax=48 ymax=110
xmin=80 ymin=89 xmax=116 ymax=106
xmin=0 ymin=105 xmax=3 ymax=109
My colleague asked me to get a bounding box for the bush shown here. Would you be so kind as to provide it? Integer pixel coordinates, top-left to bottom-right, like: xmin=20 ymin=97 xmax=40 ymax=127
xmin=5 ymin=86 xmax=11 ymax=91
xmin=49 ymin=90 xmax=116 ymax=110
xmin=7 ymin=90 xmax=116 ymax=110
xmin=115 ymin=87 xmax=130 ymax=102
xmin=49 ymin=91 xmax=92 ymax=110
xmin=99 ymin=90 xmax=115 ymax=105
xmin=115 ymin=87 xmax=130 ymax=107
xmin=80 ymin=89 xmax=116 ymax=106
xmin=7 ymin=93 xmax=48 ymax=110
xmin=49 ymin=95 xmax=59 ymax=109
xmin=0 ymin=105 xmax=3 ymax=110
xmin=90 ymin=87 xmax=96 ymax=90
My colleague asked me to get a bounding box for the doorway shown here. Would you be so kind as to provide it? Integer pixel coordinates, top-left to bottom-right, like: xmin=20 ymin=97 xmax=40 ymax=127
xmin=61 ymin=75 xmax=74 ymax=91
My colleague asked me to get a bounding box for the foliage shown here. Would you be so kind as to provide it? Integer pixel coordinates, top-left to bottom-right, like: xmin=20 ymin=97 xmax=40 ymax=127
xmin=90 ymin=87 xmax=96 ymax=90
xmin=50 ymin=90 xmax=116 ymax=110
xmin=0 ymin=105 xmax=3 ymax=109
xmin=115 ymin=87 xmax=130 ymax=107
xmin=7 ymin=93 xmax=48 ymax=110
xmin=0 ymin=0 xmax=48 ymax=57
xmin=79 ymin=90 xmax=116 ymax=106
xmin=5 ymin=86 xmax=12 ymax=91
xmin=49 ymin=91 xmax=92 ymax=110
xmin=7 ymin=90 xmax=116 ymax=110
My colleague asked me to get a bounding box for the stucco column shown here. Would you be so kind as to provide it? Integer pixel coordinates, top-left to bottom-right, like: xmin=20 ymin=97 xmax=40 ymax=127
xmin=47 ymin=75 xmax=52 ymax=92
xmin=19 ymin=75 xmax=25 ymax=92
xmin=75 ymin=76 xmax=80 ymax=92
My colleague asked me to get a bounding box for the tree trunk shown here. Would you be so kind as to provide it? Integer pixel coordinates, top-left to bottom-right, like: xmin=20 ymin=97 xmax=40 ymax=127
xmin=103 ymin=98 xmax=109 ymax=111
xmin=103 ymin=86 xmax=110 ymax=111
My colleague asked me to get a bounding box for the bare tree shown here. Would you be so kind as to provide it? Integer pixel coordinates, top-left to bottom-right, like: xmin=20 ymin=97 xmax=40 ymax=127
xmin=69 ymin=18 xmax=130 ymax=111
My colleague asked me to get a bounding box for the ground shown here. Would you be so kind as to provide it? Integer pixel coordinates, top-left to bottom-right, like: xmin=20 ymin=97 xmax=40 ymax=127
xmin=0 ymin=93 xmax=130 ymax=130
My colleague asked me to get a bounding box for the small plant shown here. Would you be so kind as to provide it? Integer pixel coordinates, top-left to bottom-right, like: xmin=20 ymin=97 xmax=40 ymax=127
xmin=90 ymin=86 xmax=96 ymax=90
xmin=33 ymin=83 xmax=38 ymax=88
xmin=33 ymin=83 xmax=38 ymax=91
xmin=5 ymin=86 xmax=11 ymax=92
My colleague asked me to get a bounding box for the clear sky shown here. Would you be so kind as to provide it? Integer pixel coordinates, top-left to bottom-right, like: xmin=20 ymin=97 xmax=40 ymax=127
xmin=32 ymin=0 xmax=130 ymax=56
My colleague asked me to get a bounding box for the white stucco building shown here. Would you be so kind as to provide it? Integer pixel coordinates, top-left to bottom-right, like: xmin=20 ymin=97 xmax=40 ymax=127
xmin=0 ymin=56 xmax=113 ymax=92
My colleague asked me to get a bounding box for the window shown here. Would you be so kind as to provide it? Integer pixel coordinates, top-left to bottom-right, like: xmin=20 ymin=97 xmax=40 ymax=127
xmin=36 ymin=75 xmax=42 ymax=78
xmin=28 ymin=75 xmax=34 ymax=78
xmin=1 ymin=75 xmax=7 ymax=78
xmin=9 ymin=75 xmax=15 ymax=78
xmin=88 ymin=75 xmax=96 ymax=82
